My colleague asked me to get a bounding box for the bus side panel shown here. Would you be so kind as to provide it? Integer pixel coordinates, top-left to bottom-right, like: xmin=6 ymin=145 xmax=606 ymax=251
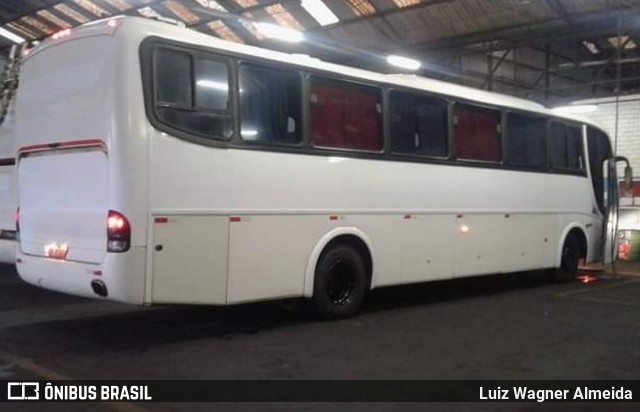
xmin=226 ymin=214 xmax=457 ymax=303
xmin=227 ymin=215 xmax=325 ymax=303
xmin=454 ymin=213 xmax=551 ymax=277
xmin=349 ymin=214 xmax=456 ymax=287
xmin=151 ymin=215 xmax=228 ymax=304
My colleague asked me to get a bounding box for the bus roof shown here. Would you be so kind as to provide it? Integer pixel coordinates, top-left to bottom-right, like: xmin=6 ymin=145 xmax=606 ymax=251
xmin=28 ymin=16 xmax=603 ymax=132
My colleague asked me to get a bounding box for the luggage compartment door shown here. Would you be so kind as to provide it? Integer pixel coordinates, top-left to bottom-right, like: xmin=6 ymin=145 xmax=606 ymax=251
xmin=152 ymin=215 xmax=229 ymax=304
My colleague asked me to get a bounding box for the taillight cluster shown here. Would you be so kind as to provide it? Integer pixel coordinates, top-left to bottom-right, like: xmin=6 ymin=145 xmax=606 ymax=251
xmin=107 ymin=210 xmax=130 ymax=253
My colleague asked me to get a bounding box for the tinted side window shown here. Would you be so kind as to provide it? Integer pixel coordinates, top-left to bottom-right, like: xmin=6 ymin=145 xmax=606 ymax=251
xmin=195 ymin=58 xmax=229 ymax=110
xmin=390 ymin=91 xmax=448 ymax=157
xmin=156 ymin=49 xmax=191 ymax=106
xmin=587 ymin=127 xmax=612 ymax=213
xmin=454 ymin=104 xmax=502 ymax=162
xmin=550 ymin=122 xmax=584 ymax=170
xmin=505 ymin=112 xmax=547 ymax=168
xmin=239 ymin=64 xmax=302 ymax=145
xmin=310 ymin=77 xmax=382 ymax=151
xmin=154 ymin=48 xmax=232 ymax=140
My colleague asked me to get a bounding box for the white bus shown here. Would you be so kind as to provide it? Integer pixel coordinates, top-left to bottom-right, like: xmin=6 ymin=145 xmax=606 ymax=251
xmin=13 ymin=17 xmax=630 ymax=319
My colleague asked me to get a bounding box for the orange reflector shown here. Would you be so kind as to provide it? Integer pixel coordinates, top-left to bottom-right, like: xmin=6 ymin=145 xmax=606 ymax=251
xmin=576 ymin=274 xmax=599 ymax=284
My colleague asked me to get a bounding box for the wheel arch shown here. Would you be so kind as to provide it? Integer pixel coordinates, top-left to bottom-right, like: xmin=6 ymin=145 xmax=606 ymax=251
xmin=303 ymin=227 xmax=375 ymax=298
xmin=555 ymin=224 xmax=589 ymax=267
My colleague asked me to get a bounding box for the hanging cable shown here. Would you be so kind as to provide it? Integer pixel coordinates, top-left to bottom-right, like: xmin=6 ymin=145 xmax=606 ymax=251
xmin=609 ymin=12 xmax=623 ymax=277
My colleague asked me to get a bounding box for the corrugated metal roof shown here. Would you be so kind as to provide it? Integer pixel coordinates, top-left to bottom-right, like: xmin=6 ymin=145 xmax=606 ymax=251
xmin=2 ymin=0 xmax=640 ymax=103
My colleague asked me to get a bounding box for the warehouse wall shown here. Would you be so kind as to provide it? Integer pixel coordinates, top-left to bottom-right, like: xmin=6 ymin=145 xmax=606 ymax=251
xmin=436 ymin=48 xmax=588 ymax=104
xmin=573 ymin=95 xmax=640 ymax=177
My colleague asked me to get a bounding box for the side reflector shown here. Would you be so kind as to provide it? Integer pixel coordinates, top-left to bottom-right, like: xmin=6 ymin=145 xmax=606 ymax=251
xmin=154 ymin=217 xmax=168 ymax=224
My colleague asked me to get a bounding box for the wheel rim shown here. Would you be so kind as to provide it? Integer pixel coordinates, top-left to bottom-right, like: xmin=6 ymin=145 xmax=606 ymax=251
xmin=326 ymin=258 xmax=357 ymax=306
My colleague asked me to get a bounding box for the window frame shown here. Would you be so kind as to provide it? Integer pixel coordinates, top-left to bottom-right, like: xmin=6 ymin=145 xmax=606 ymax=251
xmin=140 ymin=37 xmax=589 ymax=178
xmin=142 ymin=39 xmax=235 ymax=146
xmin=237 ymin=61 xmax=305 ymax=148
xmin=388 ymin=88 xmax=451 ymax=160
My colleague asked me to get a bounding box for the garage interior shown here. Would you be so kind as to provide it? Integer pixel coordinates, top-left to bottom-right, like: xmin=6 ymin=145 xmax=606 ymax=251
xmin=0 ymin=0 xmax=639 ymax=410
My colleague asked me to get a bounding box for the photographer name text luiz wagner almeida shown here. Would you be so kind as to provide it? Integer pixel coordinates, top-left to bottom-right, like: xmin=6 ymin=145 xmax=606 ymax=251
xmin=480 ymin=386 xmax=632 ymax=402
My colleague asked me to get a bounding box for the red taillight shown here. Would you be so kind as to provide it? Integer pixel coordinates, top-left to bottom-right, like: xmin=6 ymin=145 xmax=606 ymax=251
xmin=107 ymin=210 xmax=130 ymax=253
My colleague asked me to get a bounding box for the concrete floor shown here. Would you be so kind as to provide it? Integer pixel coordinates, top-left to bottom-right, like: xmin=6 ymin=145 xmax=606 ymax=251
xmin=1 ymin=263 xmax=639 ymax=411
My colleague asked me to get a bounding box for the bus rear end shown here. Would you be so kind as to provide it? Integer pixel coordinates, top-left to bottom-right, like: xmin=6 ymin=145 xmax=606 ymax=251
xmin=15 ymin=21 xmax=146 ymax=304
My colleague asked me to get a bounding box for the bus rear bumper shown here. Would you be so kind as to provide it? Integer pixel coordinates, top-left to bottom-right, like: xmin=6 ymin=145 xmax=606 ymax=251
xmin=15 ymin=246 xmax=146 ymax=305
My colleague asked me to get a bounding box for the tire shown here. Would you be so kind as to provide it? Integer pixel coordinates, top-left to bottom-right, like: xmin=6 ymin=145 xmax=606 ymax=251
xmin=547 ymin=234 xmax=581 ymax=283
xmin=312 ymin=244 xmax=368 ymax=320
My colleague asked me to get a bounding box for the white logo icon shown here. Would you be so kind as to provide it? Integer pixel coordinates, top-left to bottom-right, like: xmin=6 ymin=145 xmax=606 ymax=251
xmin=7 ymin=382 xmax=40 ymax=400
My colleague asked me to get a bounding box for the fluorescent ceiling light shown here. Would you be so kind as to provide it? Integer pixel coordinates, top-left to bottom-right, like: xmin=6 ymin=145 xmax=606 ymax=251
xmin=193 ymin=0 xmax=228 ymax=12
xmin=138 ymin=6 xmax=162 ymax=18
xmin=301 ymin=0 xmax=339 ymax=26
xmin=552 ymin=104 xmax=598 ymax=114
xmin=0 ymin=27 xmax=25 ymax=44
xmin=387 ymin=55 xmax=421 ymax=70
xmin=582 ymin=40 xmax=599 ymax=55
xmin=254 ymin=22 xmax=304 ymax=43
xmin=608 ymin=35 xmax=637 ymax=50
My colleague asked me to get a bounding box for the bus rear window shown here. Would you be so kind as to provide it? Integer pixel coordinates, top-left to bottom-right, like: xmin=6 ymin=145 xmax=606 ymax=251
xmin=454 ymin=104 xmax=502 ymax=162
xmin=310 ymin=78 xmax=382 ymax=151
xmin=154 ymin=48 xmax=232 ymax=140
xmin=550 ymin=122 xmax=584 ymax=171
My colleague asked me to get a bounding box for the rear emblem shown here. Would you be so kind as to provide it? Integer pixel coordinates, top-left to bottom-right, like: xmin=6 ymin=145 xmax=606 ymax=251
xmin=44 ymin=242 xmax=69 ymax=260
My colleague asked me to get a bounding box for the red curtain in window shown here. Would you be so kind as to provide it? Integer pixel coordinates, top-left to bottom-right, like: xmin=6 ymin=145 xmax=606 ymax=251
xmin=454 ymin=106 xmax=501 ymax=161
xmin=310 ymin=83 xmax=381 ymax=151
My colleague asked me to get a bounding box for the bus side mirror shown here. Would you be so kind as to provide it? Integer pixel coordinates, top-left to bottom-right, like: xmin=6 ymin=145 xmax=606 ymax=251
xmin=624 ymin=165 xmax=633 ymax=190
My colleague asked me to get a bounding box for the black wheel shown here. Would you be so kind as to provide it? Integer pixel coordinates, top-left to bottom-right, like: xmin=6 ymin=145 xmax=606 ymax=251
xmin=547 ymin=234 xmax=581 ymax=282
xmin=312 ymin=244 xmax=368 ymax=320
